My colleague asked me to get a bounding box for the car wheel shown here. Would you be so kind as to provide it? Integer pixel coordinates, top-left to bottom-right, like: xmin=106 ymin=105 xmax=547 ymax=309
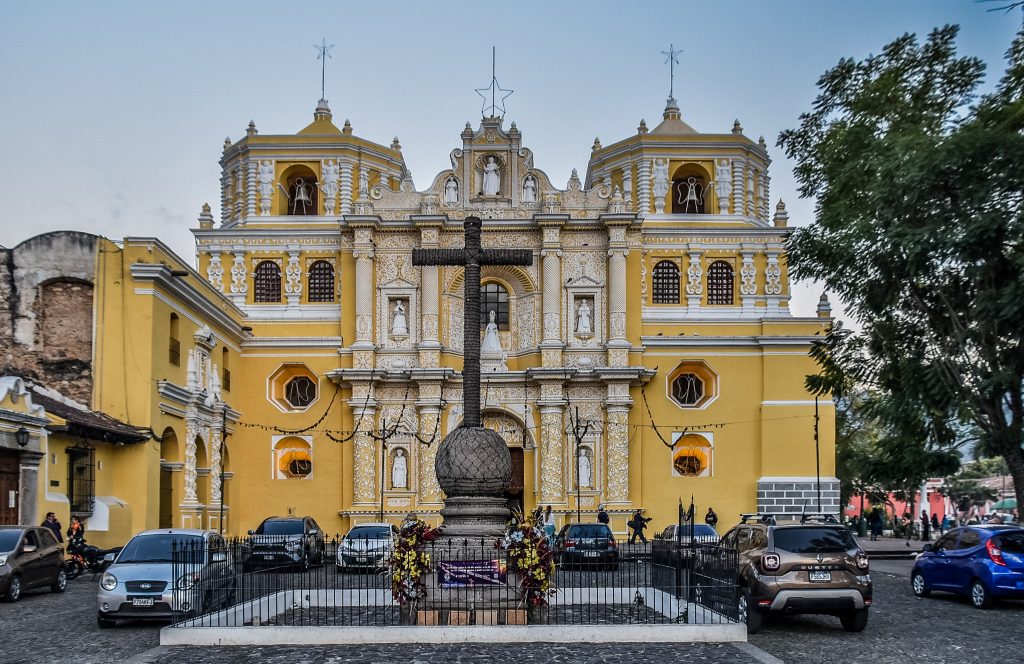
xmin=840 ymin=608 xmax=869 ymax=632
xmin=97 ymin=615 xmax=116 ymax=629
xmin=970 ymin=579 xmax=993 ymax=609
xmin=4 ymin=575 xmax=22 ymax=602
xmin=739 ymin=588 xmax=763 ymax=634
xmin=65 ymin=559 xmax=83 ymax=580
xmin=911 ymin=571 xmax=930 ymax=598
xmin=51 ymin=567 xmax=67 ymax=593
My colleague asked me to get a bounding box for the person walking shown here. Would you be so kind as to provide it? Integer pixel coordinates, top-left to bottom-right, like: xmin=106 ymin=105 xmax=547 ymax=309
xmin=628 ymin=509 xmax=652 ymax=544
xmin=66 ymin=515 xmax=86 ymax=552
xmin=868 ymin=509 xmax=883 ymax=541
xmin=704 ymin=507 xmax=718 ymax=529
xmin=597 ymin=504 xmax=609 ymax=525
xmin=931 ymin=513 xmax=940 ymax=537
xmin=940 ymin=513 xmax=950 ymax=534
xmin=920 ymin=510 xmax=930 ymax=542
xmin=41 ymin=512 xmax=63 ymax=543
xmin=543 ymin=505 xmax=556 ymax=543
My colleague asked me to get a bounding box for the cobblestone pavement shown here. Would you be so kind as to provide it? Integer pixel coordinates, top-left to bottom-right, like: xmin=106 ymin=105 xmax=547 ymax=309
xmin=4 ymin=559 xmax=1024 ymax=663
xmin=0 ymin=574 xmax=158 ymax=664
xmin=749 ymin=560 xmax=1024 ymax=664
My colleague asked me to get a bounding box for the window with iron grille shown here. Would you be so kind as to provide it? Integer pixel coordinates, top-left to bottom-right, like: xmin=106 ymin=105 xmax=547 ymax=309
xmin=67 ymin=445 xmax=95 ymax=516
xmin=707 ymin=261 xmax=735 ymax=305
xmin=285 ymin=376 xmax=317 ymax=409
xmin=480 ymin=282 xmax=509 ymax=330
xmin=652 ymin=261 xmax=680 ymax=304
xmin=672 ymin=374 xmax=705 ymax=406
xmin=253 ymin=261 xmax=282 ymax=303
xmin=307 ymin=260 xmax=335 ymax=303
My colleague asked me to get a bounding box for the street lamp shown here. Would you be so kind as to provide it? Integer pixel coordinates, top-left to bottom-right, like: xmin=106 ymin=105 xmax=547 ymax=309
xmin=15 ymin=427 xmax=29 ymax=448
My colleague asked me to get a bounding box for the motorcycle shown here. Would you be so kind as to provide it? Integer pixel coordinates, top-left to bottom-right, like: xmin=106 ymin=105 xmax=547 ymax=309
xmin=65 ymin=540 xmax=122 ymax=580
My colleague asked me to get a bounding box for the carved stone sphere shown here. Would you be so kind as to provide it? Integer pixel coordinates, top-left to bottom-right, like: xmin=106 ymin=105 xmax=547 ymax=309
xmin=435 ymin=426 xmax=512 ymax=498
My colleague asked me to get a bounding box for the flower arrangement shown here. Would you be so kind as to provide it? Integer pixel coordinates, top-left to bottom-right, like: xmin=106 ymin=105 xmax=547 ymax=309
xmin=498 ymin=510 xmax=556 ymax=607
xmin=389 ymin=518 xmax=442 ymax=604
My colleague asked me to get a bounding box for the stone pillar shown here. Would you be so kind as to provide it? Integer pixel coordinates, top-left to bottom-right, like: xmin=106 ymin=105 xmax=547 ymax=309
xmin=604 ymin=405 xmax=630 ymax=503
xmin=353 ymin=226 xmax=375 ymax=353
xmin=637 ymin=159 xmax=651 ymax=215
xmin=417 ymin=222 xmax=442 ymax=368
xmin=539 ymin=222 xmax=564 ymax=367
xmin=339 ymin=159 xmax=354 ymax=215
xmin=622 ymin=168 xmax=633 ymax=208
xmin=352 ymin=399 xmax=378 ymax=505
xmin=18 ymin=451 xmax=43 ymax=526
xmin=206 ymin=249 xmax=224 ymax=292
xmin=246 ymin=159 xmax=257 ymax=221
xmin=209 ymin=415 xmax=224 ymax=505
xmin=417 ymin=403 xmax=443 ymax=504
xmin=229 ymin=248 xmax=247 ymax=306
xmin=605 ymin=219 xmax=630 ymax=367
xmin=220 ymin=169 xmax=230 ymax=224
xmin=685 ymin=250 xmax=703 ymax=311
xmin=183 ymin=415 xmax=199 ymax=503
xmin=731 ymin=159 xmax=744 ymax=219
xmin=764 ymin=249 xmax=783 ymax=314
xmin=285 ymin=249 xmax=302 ymax=306
xmin=539 ymin=405 xmax=565 ymax=504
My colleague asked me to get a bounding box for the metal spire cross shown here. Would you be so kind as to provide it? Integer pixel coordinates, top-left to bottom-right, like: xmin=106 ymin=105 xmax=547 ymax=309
xmin=661 ymin=43 xmax=682 ymax=99
xmin=412 ymin=217 xmax=532 ymax=427
xmin=314 ymin=38 xmax=335 ymax=100
xmin=474 ymin=46 xmax=514 ymax=118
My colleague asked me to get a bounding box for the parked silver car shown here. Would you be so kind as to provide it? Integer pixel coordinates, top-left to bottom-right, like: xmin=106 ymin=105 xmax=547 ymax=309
xmin=96 ymin=529 xmax=234 ymax=628
xmin=336 ymin=523 xmax=398 ymax=571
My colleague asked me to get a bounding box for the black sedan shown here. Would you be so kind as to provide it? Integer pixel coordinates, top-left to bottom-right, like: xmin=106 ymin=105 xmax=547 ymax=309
xmin=554 ymin=523 xmax=619 ymax=570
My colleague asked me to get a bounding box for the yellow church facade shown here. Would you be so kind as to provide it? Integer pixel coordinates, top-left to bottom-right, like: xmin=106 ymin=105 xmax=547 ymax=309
xmin=17 ymin=93 xmax=836 ymax=539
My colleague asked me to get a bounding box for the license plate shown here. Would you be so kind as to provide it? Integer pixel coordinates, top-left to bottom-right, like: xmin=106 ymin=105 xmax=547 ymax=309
xmin=584 ymin=551 xmax=600 ymax=558
xmin=357 ymin=556 xmax=368 ymax=563
xmin=131 ymin=597 xmax=154 ymax=607
xmin=809 ymin=571 xmax=831 ymax=582
xmin=262 ymin=555 xmax=274 ymax=560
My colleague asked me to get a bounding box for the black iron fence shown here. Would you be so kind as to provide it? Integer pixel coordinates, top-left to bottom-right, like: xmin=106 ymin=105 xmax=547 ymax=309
xmin=169 ymin=531 xmax=739 ymax=628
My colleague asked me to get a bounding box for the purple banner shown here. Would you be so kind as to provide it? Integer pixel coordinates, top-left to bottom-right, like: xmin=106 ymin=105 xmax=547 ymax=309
xmin=437 ymin=559 xmax=507 ymax=587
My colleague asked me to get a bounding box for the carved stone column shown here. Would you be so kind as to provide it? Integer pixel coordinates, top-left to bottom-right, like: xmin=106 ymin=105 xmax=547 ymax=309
xmin=539 ymin=221 xmax=564 ymax=368
xmin=764 ymin=249 xmax=783 ymax=314
xmin=622 ymin=168 xmax=633 ymax=207
xmin=732 ymin=159 xmax=744 ymax=219
xmin=604 ymin=405 xmax=630 ymax=503
xmin=685 ymin=250 xmax=703 ymax=311
xmin=637 ymin=159 xmax=651 ymax=215
xmin=352 ymin=226 xmax=376 ymax=359
xmin=539 ymin=405 xmax=565 ymax=503
xmin=220 ymin=170 xmax=230 ymax=224
xmin=351 ymin=397 xmax=378 ymax=505
xmin=605 ymin=219 xmax=630 ymax=367
xmin=206 ymin=249 xmax=224 ymax=292
xmin=183 ymin=411 xmax=199 ymax=504
xmin=246 ymin=160 xmax=256 ymax=221
xmin=285 ymin=249 xmax=302 ymax=306
xmin=339 ymin=159 xmax=354 ymax=215
xmin=417 ymin=221 xmax=442 ymax=368
xmin=209 ymin=425 xmax=222 ymax=505
xmin=416 ymin=404 xmax=443 ymax=504
xmin=229 ymin=247 xmax=247 ymax=307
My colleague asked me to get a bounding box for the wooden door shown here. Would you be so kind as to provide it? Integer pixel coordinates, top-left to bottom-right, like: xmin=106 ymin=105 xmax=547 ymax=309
xmin=159 ymin=467 xmax=173 ymax=528
xmin=0 ymin=450 xmax=19 ymax=525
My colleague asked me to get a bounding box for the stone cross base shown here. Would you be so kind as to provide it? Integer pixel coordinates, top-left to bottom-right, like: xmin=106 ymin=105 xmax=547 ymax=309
xmin=437 ymin=496 xmax=510 ymax=539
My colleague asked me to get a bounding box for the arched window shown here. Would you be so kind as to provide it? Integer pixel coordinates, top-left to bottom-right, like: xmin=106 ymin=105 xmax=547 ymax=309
xmin=706 ymin=261 xmax=735 ymax=305
xmin=651 ymin=261 xmax=680 ymax=304
xmin=307 ymin=260 xmax=335 ymax=303
xmin=672 ymin=434 xmax=713 ymax=477
xmin=253 ymin=261 xmax=281 ymax=303
xmin=274 ymin=438 xmax=312 ymax=480
xmin=169 ymin=313 xmax=180 ymax=366
xmin=480 ymin=282 xmax=509 ymax=330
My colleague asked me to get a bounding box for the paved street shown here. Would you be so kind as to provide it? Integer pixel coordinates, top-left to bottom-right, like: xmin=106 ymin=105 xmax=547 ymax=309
xmin=2 ymin=560 xmax=1023 ymax=663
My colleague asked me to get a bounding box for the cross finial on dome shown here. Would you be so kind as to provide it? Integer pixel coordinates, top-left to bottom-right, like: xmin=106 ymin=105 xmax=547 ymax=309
xmin=660 ymin=43 xmax=682 ymax=100
xmin=314 ymin=38 xmax=334 ymax=101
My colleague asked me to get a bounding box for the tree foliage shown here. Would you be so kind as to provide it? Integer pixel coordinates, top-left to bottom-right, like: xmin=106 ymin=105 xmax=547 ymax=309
xmin=780 ymin=26 xmax=1024 ymax=512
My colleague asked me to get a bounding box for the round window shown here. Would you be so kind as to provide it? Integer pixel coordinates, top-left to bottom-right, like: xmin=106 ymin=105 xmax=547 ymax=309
xmin=284 ymin=376 xmax=317 ymax=409
xmin=672 ymin=374 xmax=704 ymax=406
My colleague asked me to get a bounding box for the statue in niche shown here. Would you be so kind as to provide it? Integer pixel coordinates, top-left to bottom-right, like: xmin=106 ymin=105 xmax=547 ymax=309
xmin=715 ymin=159 xmax=732 ymax=208
xmin=522 ymin=174 xmax=537 ymax=203
xmin=391 ymin=300 xmax=408 ymax=336
xmin=444 ymin=176 xmax=459 ymax=204
xmin=576 ymin=299 xmax=593 ymax=335
xmin=481 ymin=310 xmax=503 ymax=353
xmin=578 ymin=447 xmax=592 ymax=488
xmin=358 ymin=169 xmax=369 ymax=199
xmin=392 ymin=448 xmax=408 ymax=489
xmin=258 ymin=160 xmax=275 ymax=215
xmin=482 ymin=156 xmax=500 ymax=196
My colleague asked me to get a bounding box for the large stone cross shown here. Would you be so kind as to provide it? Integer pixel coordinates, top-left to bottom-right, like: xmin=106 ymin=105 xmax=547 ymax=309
xmin=412 ymin=216 xmax=532 ymax=427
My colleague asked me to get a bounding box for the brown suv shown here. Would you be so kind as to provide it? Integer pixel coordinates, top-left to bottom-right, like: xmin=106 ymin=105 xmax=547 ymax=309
xmin=721 ymin=514 xmax=872 ymax=633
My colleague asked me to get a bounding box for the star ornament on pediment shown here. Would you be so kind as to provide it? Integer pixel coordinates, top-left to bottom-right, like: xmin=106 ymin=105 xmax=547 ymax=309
xmin=475 ymin=46 xmax=513 ymax=118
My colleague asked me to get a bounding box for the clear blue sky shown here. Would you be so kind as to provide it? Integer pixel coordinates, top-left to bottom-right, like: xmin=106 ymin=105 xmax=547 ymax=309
xmin=0 ymin=1 xmax=1018 ymax=319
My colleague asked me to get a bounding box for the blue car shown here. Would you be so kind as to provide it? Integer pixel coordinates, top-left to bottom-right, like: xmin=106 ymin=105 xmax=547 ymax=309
xmin=911 ymin=525 xmax=1024 ymax=608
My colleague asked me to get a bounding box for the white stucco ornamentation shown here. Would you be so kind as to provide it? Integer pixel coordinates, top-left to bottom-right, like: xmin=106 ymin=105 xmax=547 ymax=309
xmin=321 ymin=160 xmax=340 ymax=215
xmin=685 ymin=252 xmax=704 ymax=296
xmin=765 ymin=253 xmax=782 ymax=295
xmin=258 ymin=160 xmax=274 ymax=216
xmin=184 ymin=415 xmax=199 ymax=502
xmin=352 ymin=407 xmax=377 ymax=503
xmin=285 ymin=252 xmax=302 ymax=304
xmin=206 ymin=252 xmax=223 ymax=291
xmin=740 ymin=253 xmax=757 ymax=296
xmin=229 ymin=252 xmax=247 ymax=296
xmin=605 ymin=407 xmax=629 ymax=502
xmin=652 ymin=159 xmax=669 ymax=214
xmin=715 ymin=159 xmax=732 ymax=214
xmin=540 ymin=407 xmax=564 ymax=502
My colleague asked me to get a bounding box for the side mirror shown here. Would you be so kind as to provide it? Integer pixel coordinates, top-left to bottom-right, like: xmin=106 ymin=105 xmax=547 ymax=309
xmin=921 ymin=543 xmax=933 ymax=553
xmin=308 ymin=529 xmax=319 ymax=536
xmin=21 ymin=544 xmax=37 ymax=554
xmin=211 ymin=552 xmax=227 ymax=563
xmin=247 ymin=530 xmax=255 ymax=536
xmin=103 ymin=553 xmax=116 ymax=563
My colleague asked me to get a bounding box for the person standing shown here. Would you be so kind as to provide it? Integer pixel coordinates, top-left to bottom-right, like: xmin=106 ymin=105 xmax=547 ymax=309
xmin=704 ymin=507 xmax=718 ymax=529
xmin=930 ymin=512 xmax=940 ymax=537
xmin=920 ymin=510 xmax=930 ymax=542
xmin=66 ymin=515 xmax=86 ymax=552
xmin=543 ymin=505 xmax=556 ymax=543
xmin=628 ymin=509 xmax=652 ymax=544
xmin=41 ymin=512 xmax=63 ymax=543
xmin=597 ymin=505 xmax=609 ymax=525
xmin=869 ymin=509 xmax=883 ymax=541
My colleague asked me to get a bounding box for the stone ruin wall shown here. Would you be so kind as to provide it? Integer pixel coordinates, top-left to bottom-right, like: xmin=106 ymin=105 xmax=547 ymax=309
xmin=0 ymin=232 xmax=99 ymax=404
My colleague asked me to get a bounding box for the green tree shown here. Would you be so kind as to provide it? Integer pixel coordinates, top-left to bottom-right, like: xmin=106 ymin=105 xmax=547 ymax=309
xmin=779 ymin=26 xmax=1024 ymax=515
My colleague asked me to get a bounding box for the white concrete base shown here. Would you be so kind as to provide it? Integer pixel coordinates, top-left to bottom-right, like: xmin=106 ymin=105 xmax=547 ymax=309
xmin=160 ymin=623 xmax=746 ymax=646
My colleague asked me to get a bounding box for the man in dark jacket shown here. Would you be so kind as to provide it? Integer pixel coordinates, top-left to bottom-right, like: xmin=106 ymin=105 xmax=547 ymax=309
xmin=597 ymin=505 xmax=609 ymax=525
xmin=705 ymin=508 xmax=718 ymax=529
xmin=41 ymin=512 xmax=63 ymax=543
xmin=628 ymin=509 xmax=652 ymax=544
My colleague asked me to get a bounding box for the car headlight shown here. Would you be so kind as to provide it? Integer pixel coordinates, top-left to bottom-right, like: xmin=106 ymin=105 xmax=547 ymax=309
xmin=177 ymin=573 xmax=198 ymax=590
xmin=285 ymin=540 xmax=302 ymax=551
xmin=100 ymin=573 xmax=117 ymax=591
